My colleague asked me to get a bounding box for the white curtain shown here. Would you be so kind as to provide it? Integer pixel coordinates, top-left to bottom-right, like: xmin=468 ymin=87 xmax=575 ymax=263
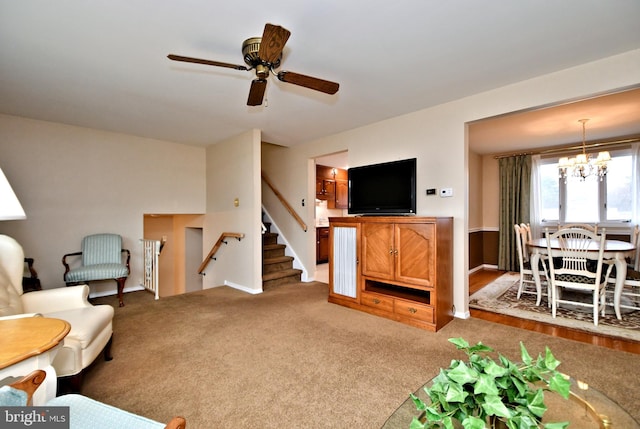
xmin=632 ymin=142 xmax=640 ymax=227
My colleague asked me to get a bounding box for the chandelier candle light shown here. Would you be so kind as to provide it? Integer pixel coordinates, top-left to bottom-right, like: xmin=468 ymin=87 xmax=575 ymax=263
xmin=558 ymin=119 xmax=611 ymax=182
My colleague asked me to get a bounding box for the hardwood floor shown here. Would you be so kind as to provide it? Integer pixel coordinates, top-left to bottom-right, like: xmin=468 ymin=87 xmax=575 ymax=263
xmin=469 ymin=269 xmax=640 ymax=355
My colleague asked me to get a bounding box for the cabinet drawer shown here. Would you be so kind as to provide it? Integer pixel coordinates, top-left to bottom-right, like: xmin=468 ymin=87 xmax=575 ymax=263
xmin=361 ymin=292 xmax=393 ymax=312
xmin=394 ymin=300 xmax=433 ymax=323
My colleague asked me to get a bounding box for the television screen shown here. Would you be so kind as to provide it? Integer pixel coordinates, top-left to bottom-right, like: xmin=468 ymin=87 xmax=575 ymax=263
xmin=348 ymin=158 xmax=416 ymax=215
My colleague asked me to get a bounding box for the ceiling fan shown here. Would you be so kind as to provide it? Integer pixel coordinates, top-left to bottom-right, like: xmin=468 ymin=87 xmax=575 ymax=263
xmin=167 ymin=23 xmax=340 ymax=106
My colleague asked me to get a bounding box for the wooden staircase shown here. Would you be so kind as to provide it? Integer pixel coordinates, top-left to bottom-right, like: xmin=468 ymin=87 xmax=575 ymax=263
xmin=262 ymin=220 xmax=302 ymax=288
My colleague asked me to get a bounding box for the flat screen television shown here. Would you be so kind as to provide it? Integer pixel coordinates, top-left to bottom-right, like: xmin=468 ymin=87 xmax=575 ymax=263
xmin=348 ymin=158 xmax=417 ymax=215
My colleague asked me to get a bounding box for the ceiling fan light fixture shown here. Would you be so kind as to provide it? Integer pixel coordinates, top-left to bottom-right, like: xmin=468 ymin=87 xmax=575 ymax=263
xmin=242 ymin=37 xmax=282 ymax=69
xmin=167 ymin=23 xmax=339 ymax=106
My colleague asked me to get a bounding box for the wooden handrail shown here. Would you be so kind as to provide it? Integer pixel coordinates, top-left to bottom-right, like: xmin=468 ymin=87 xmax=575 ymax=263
xmin=261 ymin=171 xmax=308 ymax=232
xmin=198 ymin=232 xmax=244 ymax=274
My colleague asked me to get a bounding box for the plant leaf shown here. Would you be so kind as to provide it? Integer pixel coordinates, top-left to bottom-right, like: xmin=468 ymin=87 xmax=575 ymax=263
xmin=520 ymin=342 xmax=533 ymax=366
xmin=447 ymin=361 xmax=478 ymax=385
xmin=444 ymin=381 xmax=469 ymax=403
xmin=424 ymin=406 xmax=446 ymax=422
xmin=526 ymin=389 xmax=548 ymax=418
xmin=483 ymin=359 xmax=509 ymax=378
xmin=474 ymin=373 xmax=499 ymax=396
xmin=461 ymin=416 xmax=487 ymax=429
xmin=410 ymin=393 xmax=426 ymax=411
xmin=449 ymin=337 xmax=470 ymax=349
xmin=468 ymin=342 xmax=494 ymax=354
xmin=548 ymin=373 xmax=571 ymax=399
xmin=481 ymin=394 xmax=512 ymax=418
xmin=544 ymin=347 xmax=561 ymax=371
xmin=409 ymin=416 xmax=426 ymax=429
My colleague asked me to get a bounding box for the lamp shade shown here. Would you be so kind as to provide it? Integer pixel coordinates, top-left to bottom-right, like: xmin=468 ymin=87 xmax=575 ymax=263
xmin=0 ymin=168 xmax=26 ymax=220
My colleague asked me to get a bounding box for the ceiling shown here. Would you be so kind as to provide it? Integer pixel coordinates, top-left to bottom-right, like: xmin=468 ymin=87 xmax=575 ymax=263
xmin=1 ymin=1 xmax=640 ymax=152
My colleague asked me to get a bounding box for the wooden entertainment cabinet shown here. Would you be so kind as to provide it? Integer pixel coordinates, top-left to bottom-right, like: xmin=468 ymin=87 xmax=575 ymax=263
xmin=328 ymin=216 xmax=453 ymax=332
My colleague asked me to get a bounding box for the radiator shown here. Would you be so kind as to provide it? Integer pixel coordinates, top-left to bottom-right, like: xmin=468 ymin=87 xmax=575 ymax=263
xmin=333 ymin=226 xmax=357 ymax=298
xmin=141 ymin=239 xmax=160 ymax=300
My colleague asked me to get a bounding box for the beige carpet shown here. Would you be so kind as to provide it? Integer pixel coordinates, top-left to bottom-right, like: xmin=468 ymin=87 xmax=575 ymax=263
xmin=83 ymin=282 xmax=640 ymax=428
xmin=470 ymin=272 xmax=640 ymax=342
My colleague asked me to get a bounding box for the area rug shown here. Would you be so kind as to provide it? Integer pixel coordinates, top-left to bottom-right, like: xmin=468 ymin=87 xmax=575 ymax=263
xmin=469 ymin=272 xmax=640 ymax=342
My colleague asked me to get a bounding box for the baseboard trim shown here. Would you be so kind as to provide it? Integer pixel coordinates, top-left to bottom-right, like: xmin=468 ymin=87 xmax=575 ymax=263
xmin=89 ymin=285 xmax=143 ymax=299
xmin=223 ymin=280 xmax=263 ymax=295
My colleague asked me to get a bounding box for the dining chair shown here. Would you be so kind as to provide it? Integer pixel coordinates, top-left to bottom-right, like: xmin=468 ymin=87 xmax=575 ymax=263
xmin=545 ymin=227 xmax=613 ymax=326
xmin=514 ymin=224 xmax=548 ymax=305
xmin=558 ymin=223 xmax=598 ymax=234
xmin=605 ymin=224 xmax=640 ymax=312
xmin=631 ymin=224 xmax=640 ymax=271
xmin=520 ymin=223 xmax=551 ymax=305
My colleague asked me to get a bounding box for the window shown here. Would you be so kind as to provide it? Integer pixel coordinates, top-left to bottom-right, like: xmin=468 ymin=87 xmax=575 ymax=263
xmin=536 ymin=148 xmax=634 ymax=228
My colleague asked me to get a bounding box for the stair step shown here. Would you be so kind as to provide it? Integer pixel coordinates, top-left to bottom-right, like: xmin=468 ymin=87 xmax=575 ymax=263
xmin=263 ymin=243 xmax=286 ymax=259
xmin=262 ymin=268 xmax=302 ymax=288
xmin=263 ymin=256 xmax=294 ymax=274
xmin=262 ymin=232 xmax=278 ymax=246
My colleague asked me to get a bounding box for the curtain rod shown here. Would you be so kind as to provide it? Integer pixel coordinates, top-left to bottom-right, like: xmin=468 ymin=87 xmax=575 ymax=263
xmin=492 ymin=137 xmax=640 ymax=159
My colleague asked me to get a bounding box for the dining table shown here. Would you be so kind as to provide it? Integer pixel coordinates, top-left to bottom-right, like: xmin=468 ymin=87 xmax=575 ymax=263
xmin=527 ymin=237 xmax=636 ymax=320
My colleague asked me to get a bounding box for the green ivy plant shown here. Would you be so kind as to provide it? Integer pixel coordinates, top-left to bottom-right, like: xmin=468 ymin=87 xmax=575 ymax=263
xmin=410 ymin=338 xmax=571 ymax=429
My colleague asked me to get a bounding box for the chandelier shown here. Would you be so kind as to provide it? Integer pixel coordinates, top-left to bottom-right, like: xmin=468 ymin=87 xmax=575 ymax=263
xmin=558 ymin=119 xmax=611 ymax=181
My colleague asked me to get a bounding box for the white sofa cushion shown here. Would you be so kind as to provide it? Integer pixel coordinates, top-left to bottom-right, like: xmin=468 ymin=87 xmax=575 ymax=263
xmin=0 ymin=265 xmax=23 ymax=316
xmin=45 ymin=305 xmax=114 ymax=349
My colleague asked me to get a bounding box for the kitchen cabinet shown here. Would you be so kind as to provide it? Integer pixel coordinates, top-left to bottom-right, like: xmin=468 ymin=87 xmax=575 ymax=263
xmin=335 ymin=180 xmax=348 ymax=209
xmin=316 ymin=179 xmax=336 ymax=203
xmin=316 ymin=165 xmax=347 ymax=209
xmin=316 ymin=227 xmax=329 ymax=263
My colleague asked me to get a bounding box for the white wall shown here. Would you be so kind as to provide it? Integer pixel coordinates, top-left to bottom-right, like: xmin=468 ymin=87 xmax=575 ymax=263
xmin=262 ymin=49 xmax=640 ymax=318
xmin=0 ymin=114 xmax=206 ymax=296
xmin=203 ymin=129 xmax=262 ymax=293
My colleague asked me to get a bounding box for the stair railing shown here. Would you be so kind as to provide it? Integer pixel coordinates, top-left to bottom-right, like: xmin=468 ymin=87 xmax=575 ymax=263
xmin=261 ymin=171 xmax=308 ymax=232
xmin=198 ymin=232 xmax=245 ymax=274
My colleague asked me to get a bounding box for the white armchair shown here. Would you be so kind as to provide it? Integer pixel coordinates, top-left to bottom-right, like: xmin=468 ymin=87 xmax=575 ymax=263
xmin=0 ymin=234 xmax=114 ymax=391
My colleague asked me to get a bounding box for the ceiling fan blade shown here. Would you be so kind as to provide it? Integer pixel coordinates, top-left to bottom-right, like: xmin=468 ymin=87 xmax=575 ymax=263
xmin=277 ymin=71 xmax=339 ymax=95
xmin=258 ymin=24 xmax=291 ymax=64
xmin=247 ymin=79 xmax=267 ymax=106
xmin=167 ymin=54 xmax=248 ymax=71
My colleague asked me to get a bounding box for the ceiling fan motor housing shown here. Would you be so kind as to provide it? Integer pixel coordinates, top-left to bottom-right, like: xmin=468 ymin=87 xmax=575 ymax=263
xmin=242 ymin=37 xmax=281 ymax=70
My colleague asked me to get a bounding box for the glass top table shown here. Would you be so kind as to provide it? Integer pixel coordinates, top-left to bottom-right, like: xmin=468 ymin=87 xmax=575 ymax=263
xmin=382 ymin=375 xmax=639 ymax=428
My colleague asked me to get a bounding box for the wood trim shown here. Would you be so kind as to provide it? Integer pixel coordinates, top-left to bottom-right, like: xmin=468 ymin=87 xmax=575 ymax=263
xmin=198 ymin=232 xmax=244 ymax=274
xmin=262 ymin=171 xmax=308 ymax=232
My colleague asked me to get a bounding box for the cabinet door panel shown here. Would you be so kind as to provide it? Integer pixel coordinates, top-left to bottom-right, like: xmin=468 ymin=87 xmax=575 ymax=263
xmin=395 ymin=223 xmax=435 ymax=286
xmin=330 ymin=224 xmax=359 ymax=300
xmin=361 ymin=223 xmax=394 ymax=280
xmin=317 ymin=227 xmax=329 ymax=263
xmin=335 ymin=180 xmax=348 ymax=209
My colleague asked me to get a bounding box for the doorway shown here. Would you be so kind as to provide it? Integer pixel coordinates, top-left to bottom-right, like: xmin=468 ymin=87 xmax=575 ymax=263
xmin=185 ymin=227 xmax=203 ymax=293
xmin=143 ymin=214 xmax=205 ymax=296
